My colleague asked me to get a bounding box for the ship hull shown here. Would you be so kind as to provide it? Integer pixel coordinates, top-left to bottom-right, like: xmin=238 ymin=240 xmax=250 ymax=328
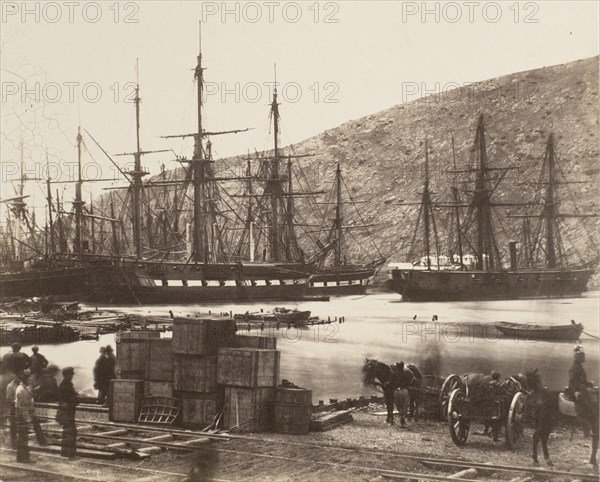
xmin=0 ymin=263 xmax=125 ymax=302
xmin=308 ymin=265 xmax=379 ymax=297
xmin=96 ymin=260 xmax=313 ymax=304
xmin=386 ymin=268 xmax=593 ymax=301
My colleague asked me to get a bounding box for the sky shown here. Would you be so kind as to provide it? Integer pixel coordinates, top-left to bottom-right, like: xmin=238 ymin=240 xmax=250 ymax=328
xmin=1 ymin=0 xmax=598 ymax=219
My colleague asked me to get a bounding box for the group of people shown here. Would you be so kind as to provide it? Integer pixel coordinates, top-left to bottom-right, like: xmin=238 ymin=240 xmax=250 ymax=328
xmin=1 ymin=343 xmax=79 ymax=462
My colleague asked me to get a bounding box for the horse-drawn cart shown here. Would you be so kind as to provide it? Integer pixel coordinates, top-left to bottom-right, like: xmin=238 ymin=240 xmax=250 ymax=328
xmin=447 ymin=384 xmax=527 ymax=449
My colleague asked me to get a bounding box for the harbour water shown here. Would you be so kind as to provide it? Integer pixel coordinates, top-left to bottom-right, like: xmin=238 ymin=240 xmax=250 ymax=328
xmin=6 ymin=292 xmax=598 ymax=401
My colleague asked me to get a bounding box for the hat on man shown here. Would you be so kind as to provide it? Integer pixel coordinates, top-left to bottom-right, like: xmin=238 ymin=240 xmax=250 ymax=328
xmin=62 ymin=366 xmax=75 ymax=376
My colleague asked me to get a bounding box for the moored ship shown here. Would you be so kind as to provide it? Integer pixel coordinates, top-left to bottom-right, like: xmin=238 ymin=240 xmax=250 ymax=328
xmin=387 ymin=115 xmax=596 ymax=301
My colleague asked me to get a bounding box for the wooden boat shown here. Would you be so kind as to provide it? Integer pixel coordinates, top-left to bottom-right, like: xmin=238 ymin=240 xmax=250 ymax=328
xmin=494 ymin=321 xmax=584 ymax=341
xmin=272 ymin=307 xmax=311 ymax=325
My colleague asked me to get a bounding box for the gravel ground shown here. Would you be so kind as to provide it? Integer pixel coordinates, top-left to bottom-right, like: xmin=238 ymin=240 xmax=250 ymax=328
xmin=1 ymin=404 xmax=598 ymax=481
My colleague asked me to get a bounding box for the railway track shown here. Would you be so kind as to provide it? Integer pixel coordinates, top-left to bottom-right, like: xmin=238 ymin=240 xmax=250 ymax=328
xmin=2 ymin=418 xmax=597 ymax=481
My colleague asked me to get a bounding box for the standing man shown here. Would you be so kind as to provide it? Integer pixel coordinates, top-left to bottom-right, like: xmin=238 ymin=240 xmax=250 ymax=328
xmin=569 ymin=345 xmax=593 ymax=414
xmin=56 ymin=367 xmax=79 ymax=458
xmin=15 ymin=372 xmax=36 ymax=462
xmin=2 ymin=343 xmax=31 ymax=376
xmin=94 ymin=347 xmax=109 ymax=405
xmin=5 ymin=375 xmax=20 ymax=449
xmin=30 ymin=346 xmax=48 ymax=388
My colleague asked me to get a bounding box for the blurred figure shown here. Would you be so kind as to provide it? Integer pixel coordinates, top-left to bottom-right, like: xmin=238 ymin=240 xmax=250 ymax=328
xmin=2 ymin=343 xmax=31 ymax=376
xmin=15 ymin=371 xmax=44 ymax=462
xmin=30 ymin=346 xmax=49 ymax=388
xmin=33 ymin=364 xmax=60 ymax=402
xmin=419 ymin=340 xmax=444 ymax=378
xmin=183 ymin=442 xmax=219 ymax=482
xmin=56 ymin=367 xmax=79 ymax=458
xmin=93 ymin=347 xmax=108 ymax=404
xmin=5 ymin=375 xmax=20 ymax=449
xmin=94 ymin=346 xmax=115 ymax=405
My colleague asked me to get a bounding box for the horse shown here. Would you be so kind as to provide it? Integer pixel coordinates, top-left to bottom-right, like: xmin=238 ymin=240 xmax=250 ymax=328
xmin=524 ymin=368 xmax=598 ymax=466
xmin=362 ymin=358 xmax=420 ymax=426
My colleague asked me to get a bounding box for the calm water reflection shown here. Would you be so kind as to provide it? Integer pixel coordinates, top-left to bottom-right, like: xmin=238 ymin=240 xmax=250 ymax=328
xmin=5 ymin=292 xmax=598 ymax=400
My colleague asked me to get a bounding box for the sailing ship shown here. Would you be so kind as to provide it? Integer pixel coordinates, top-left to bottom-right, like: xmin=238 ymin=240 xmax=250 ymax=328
xmin=101 ymin=38 xmax=313 ymax=304
xmin=308 ymin=164 xmax=386 ymax=296
xmin=387 ymin=115 xmax=595 ymax=301
xmin=0 ymin=137 xmax=127 ymax=302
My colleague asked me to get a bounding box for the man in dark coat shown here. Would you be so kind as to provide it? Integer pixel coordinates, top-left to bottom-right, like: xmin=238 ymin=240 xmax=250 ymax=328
xmin=30 ymin=346 xmax=48 ymax=388
xmin=2 ymin=343 xmax=30 ymax=375
xmin=568 ymin=345 xmax=593 ymax=415
xmin=33 ymin=364 xmax=60 ymax=402
xmin=56 ymin=366 xmax=79 ymax=458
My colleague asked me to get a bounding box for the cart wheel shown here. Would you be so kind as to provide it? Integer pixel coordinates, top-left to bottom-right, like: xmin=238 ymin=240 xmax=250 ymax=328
xmin=439 ymin=374 xmax=463 ymax=420
xmin=505 ymin=391 xmax=526 ymax=449
xmin=448 ymin=388 xmax=469 ymax=446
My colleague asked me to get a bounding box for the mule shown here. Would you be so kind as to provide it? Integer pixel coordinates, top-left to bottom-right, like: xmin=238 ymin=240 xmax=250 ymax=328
xmin=524 ymin=368 xmax=598 ymax=466
xmin=362 ymin=358 xmax=419 ymax=426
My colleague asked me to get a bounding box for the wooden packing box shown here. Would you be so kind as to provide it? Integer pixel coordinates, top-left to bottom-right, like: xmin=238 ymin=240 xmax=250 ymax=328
xmin=223 ymin=386 xmax=275 ymax=433
xmin=173 ymin=355 xmax=218 ymax=393
xmin=217 ymin=348 xmax=280 ymax=388
xmin=144 ymin=381 xmax=173 ymax=398
xmin=116 ymin=331 xmax=161 ymax=379
xmin=109 ymin=379 xmax=144 ymax=423
xmin=176 ymin=389 xmax=224 ymax=428
xmin=145 ymin=338 xmax=173 ymax=382
xmin=172 ymin=317 xmax=237 ymax=355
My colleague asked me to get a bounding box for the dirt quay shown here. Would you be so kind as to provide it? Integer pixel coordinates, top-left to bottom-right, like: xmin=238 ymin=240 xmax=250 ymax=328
xmin=1 ymin=404 xmax=597 ymax=481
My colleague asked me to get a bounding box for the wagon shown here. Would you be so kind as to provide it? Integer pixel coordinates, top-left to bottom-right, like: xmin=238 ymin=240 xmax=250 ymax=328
xmin=447 ymin=386 xmax=526 ymax=449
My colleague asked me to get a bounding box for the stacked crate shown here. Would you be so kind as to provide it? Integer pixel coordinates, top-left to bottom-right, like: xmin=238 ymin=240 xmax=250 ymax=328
xmin=172 ymin=316 xmax=236 ymax=428
xmin=115 ymin=330 xmax=161 ymax=379
xmin=112 ymin=331 xmax=161 ymax=422
xmin=272 ymin=388 xmax=313 ymax=434
xmin=144 ymin=338 xmax=174 ymax=398
xmin=217 ymin=347 xmax=281 ymax=432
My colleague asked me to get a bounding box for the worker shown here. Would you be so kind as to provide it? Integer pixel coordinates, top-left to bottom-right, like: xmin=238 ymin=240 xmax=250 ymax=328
xmin=15 ymin=371 xmax=37 ymax=462
xmin=5 ymin=375 xmax=20 ymax=449
xmin=183 ymin=442 xmax=219 ymax=482
xmin=568 ymin=345 xmax=594 ymax=414
xmin=30 ymin=346 xmax=49 ymax=388
xmin=56 ymin=366 xmax=79 ymax=458
xmin=93 ymin=346 xmax=109 ymax=404
xmin=33 ymin=364 xmax=60 ymax=402
xmin=1 ymin=343 xmax=31 ymax=376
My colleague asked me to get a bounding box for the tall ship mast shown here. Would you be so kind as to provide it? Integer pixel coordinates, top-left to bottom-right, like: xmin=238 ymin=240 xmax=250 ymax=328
xmin=105 ymin=29 xmax=313 ymax=304
xmin=0 ymin=135 xmax=126 ymax=301
xmin=387 ymin=114 xmax=596 ymax=301
xmin=308 ymin=163 xmax=386 ymax=296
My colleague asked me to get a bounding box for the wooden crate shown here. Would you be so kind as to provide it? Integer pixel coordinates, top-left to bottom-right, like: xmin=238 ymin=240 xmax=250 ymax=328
xmin=273 ymin=388 xmax=313 ymax=434
xmin=273 ymin=403 xmax=313 ymax=434
xmin=223 ymin=387 xmax=274 ymax=432
xmin=173 ymin=355 xmax=218 ymax=392
xmin=275 ymin=388 xmax=312 ymax=405
xmin=232 ymin=334 xmax=277 ymax=350
xmin=145 ymin=338 xmax=173 ymax=382
xmin=177 ymin=390 xmax=224 ymax=427
xmin=110 ymin=379 xmax=144 ymax=422
xmin=173 ymin=317 xmax=237 ymax=355
xmin=217 ymin=348 xmax=280 ymax=388
xmin=116 ymin=331 xmax=161 ymax=379
xmin=144 ymin=381 xmax=173 ymax=398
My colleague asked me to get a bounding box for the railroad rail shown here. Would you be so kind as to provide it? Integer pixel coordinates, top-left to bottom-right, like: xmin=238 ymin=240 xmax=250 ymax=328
xmin=2 ymin=418 xmax=596 ymax=481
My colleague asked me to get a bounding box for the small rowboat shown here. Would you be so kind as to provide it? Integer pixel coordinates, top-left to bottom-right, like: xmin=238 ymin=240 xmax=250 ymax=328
xmin=494 ymin=321 xmax=583 ymax=341
xmin=272 ymin=307 xmax=311 ymax=325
